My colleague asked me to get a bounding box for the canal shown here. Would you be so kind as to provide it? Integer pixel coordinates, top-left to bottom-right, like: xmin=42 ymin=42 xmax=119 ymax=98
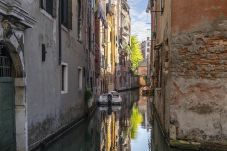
xmin=34 ymin=90 xmax=188 ymax=151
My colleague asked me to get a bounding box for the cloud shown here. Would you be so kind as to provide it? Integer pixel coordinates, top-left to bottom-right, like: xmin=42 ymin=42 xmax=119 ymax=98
xmin=129 ymin=0 xmax=151 ymax=42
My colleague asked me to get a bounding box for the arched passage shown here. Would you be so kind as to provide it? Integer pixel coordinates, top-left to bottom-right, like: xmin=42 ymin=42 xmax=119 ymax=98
xmin=0 ymin=40 xmax=27 ymax=151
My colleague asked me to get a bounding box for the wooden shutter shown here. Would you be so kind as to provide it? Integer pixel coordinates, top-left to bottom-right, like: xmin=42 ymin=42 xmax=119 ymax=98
xmin=68 ymin=0 xmax=72 ymax=29
xmin=161 ymin=0 xmax=164 ymax=13
xmin=52 ymin=0 xmax=57 ymax=17
xmin=40 ymin=0 xmax=44 ymax=9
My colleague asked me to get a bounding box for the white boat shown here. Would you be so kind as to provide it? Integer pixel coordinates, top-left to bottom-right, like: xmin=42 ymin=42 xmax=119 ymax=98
xmin=98 ymin=93 xmax=109 ymax=105
xmin=98 ymin=91 xmax=122 ymax=105
xmin=109 ymin=91 xmax=122 ymax=105
xmin=98 ymin=106 xmax=122 ymax=112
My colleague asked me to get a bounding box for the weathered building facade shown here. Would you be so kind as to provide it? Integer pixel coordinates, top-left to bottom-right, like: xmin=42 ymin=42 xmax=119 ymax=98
xmin=94 ymin=0 xmax=108 ymax=94
xmin=116 ymin=0 xmax=132 ymax=91
xmin=141 ymin=37 xmax=151 ymax=79
xmin=94 ymin=0 xmax=138 ymax=93
xmin=141 ymin=37 xmax=151 ymax=61
xmin=149 ymin=0 xmax=227 ymax=150
xmin=0 ymin=0 xmax=94 ymax=150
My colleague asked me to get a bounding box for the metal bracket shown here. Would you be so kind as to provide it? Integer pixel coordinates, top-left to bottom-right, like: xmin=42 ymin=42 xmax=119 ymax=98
xmin=150 ymin=10 xmax=163 ymax=13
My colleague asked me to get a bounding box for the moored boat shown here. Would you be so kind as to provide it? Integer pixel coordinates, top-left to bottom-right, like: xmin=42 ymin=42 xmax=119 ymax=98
xmin=97 ymin=91 xmax=122 ymax=105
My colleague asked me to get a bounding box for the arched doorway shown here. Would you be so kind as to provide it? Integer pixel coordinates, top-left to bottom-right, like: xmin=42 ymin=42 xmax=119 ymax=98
xmin=0 ymin=40 xmax=26 ymax=151
xmin=0 ymin=43 xmax=16 ymax=151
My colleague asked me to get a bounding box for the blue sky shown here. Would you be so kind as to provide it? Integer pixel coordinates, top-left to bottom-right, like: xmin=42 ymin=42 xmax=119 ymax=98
xmin=129 ymin=0 xmax=151 ymax=41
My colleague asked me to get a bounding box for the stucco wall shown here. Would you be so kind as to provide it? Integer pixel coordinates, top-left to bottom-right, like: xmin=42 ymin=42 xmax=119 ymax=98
xmin=19 ymin=0 xmax=87 ymax=147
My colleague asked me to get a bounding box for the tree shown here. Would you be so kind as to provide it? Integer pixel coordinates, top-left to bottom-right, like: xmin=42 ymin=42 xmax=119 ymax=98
xmin=130 ymin=36 xmax=143 ymax=73
xmin=130 ymin=105 xmax=143 ymax=139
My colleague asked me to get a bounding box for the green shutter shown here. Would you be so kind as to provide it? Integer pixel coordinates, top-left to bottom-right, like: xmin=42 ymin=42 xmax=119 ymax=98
xmin=68 ymin=0 xmax=72 ymax=29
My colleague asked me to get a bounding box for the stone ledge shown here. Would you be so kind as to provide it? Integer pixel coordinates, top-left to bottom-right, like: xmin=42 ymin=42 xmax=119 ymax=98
xmin=15 ymin=78 xmax=25 ymax=87
xmin=0 ymin=1 xmax=36 ymax=28
xmin=170 ymin=140 xmax=227 ymax=151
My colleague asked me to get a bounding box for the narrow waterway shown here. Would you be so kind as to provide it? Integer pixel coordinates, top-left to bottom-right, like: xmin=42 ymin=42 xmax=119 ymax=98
xmin=34 ymin=90 xmax=188 ymax=151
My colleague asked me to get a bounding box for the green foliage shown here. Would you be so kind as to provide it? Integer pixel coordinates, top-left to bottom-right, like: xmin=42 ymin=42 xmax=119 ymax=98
xmin=130 ymin=36 xmax=143 ymax=72
xmin=130 ymin=105 xmax=143 ymax=139
xmin=84 ymin=89 xmax=92 ymax=103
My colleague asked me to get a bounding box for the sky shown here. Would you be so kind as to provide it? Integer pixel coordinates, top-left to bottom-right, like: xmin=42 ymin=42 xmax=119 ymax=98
xmin=129 ymin=0 xmax=151 ymax=42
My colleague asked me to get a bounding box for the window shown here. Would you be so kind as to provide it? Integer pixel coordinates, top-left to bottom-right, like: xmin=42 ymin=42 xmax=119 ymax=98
xmin=40 ymin=0 xmax=56 ymax=17
xmin=77 ymin=0 xmax=82 ymax=40
xmin=61 ymin=63 xmax=68 ymax=94
xmin=61 ymin=0 xmax=72 ymax=29
xmin=101 ymin=55 xmax=105 ymax=68
xmin=41 ymin=44 xmax=47 ymax=62
xmin=160 ymin=0 xmax=164 ymax=14
xmin=78 ymin=67 xmax=83 ymax=90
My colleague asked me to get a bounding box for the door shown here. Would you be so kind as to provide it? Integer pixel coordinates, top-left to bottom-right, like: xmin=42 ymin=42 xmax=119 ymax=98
xmin=0 ymin=46 xmax=16 ymax=151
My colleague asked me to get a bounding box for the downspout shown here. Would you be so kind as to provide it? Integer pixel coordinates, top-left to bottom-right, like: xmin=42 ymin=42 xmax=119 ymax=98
xmin=58 ymin=0 xmax=62 ymax=65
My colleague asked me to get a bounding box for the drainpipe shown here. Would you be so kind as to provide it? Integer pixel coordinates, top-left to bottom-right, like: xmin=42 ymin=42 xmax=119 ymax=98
xmin=58 ymin=0 xmax=62 ymax=65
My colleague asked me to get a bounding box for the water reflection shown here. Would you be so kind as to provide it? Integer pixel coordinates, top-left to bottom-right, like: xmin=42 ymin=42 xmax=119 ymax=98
xmin=35 ymin=90 xmax=153 ymax=151
xmin=131 ymin=96 xmax=152 ymax=151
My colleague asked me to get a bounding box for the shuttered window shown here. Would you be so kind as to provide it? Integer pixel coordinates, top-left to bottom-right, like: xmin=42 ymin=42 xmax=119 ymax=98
xmin=40 ymin=0 xmax=56 ymax=17
xmin=61 ymin=0 xmax=72 ymax=29
xmin=77 ymin=0 xmax=82 ymax=40
xmin=160 ymin=0 xmax=164 ymax=14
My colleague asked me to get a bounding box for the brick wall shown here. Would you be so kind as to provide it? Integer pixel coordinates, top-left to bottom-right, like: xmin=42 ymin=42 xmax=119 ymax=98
xmin=168 ymin=19 xmax=227 ymax=144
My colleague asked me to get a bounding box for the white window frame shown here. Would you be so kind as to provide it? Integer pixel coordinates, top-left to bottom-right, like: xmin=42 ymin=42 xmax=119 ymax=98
xmin=78 ymin=67 xmax=83 ymax=91
xmin=61 ymin=62 xmax=68 ymax=94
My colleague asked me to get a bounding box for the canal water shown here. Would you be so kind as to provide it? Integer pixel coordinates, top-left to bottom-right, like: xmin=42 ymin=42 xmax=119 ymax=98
xmin=34 ymin=90 xmax=187 ymax=151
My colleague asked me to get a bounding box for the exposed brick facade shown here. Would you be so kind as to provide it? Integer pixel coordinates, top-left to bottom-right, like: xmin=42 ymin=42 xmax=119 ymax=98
xmin=150 ymin=0 xmax=227 ymax=149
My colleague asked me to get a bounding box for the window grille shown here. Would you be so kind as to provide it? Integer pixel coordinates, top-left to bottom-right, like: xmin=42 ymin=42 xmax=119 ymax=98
xmin=0 ymin=46 xmax=12 ymax=77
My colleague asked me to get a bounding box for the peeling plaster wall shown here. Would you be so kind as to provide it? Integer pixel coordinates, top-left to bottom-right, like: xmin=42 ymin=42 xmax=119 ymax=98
xmin=169 ymin=27 xmax=227 ymax=142
xmin=151 ymin=0 xmax=227 ymax=146
xmin=168 ymin=1 xmax=227 ymax=144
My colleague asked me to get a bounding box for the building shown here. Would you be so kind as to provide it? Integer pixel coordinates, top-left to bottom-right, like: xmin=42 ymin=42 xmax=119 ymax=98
xmin=116 ymin=0 xmax=136 ymax=91
xmin=140 ymin=37 xmax=151 ymax=80
xmin=94 ymin=0 xmax=138 ymax=93
xmin=137 ymin=60 xmax=148 ymax=87
xmin=141 ymin=37 xmax=151 ymax=61
xmin=0 ymin=0 xmax=94 ymax=150
xmin=94 ymin=0 xmax=117 ymax=93
xmin=148 ymin=0 xmax=227 ymax=150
